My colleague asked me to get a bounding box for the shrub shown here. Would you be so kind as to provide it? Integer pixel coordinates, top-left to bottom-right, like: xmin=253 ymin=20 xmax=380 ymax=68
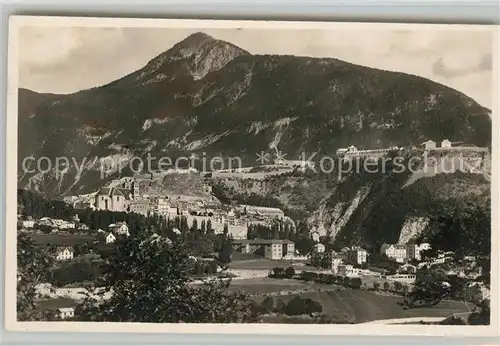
xmin=261 ymin=296 xmax=275 ymax=313
xmin=350 ymin=277 xmax=362 ymax=289
xmin=283 ymin=296 xmax=323 ymax=316
xmin=383 ymin=281 xmax=390 ymax=291
xmin=274 ymin=299 xmax=286 ymax=313
xmin=300 ymin=271 xmax=318 ymax=282
xmin=343 ymin=277 xmax=350 ymax=286
xmin=284 ymin=267 xmax=295 ymax=279
xmin=394 ymin=281 xmax=403 ymax=292
xmin=373 ymin=282 xmax=380 ymax=291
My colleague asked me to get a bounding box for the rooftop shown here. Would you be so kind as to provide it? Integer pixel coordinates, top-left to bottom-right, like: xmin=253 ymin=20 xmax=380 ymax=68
xmin=233 ymin=239 xmax=294 ymax=245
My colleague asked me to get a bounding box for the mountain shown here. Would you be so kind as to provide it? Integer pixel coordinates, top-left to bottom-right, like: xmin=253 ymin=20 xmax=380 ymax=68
xmin=17 ymin=32 xmax=491 ymax=198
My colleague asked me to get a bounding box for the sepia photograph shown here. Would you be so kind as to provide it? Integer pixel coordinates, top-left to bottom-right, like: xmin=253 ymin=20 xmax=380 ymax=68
xmin=5 ymin=16 xmax=498 ymax=335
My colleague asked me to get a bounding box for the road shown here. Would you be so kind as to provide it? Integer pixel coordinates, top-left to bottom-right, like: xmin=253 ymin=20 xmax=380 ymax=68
xmin=359 ymin=316 xmax=445 ymax=324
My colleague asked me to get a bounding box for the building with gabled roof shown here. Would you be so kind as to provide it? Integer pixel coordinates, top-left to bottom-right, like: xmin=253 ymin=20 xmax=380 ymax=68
xmin=346 ymin=246 xmax=368 ymax=265
xmin=105 ymin=232 xmax=116 ymax=244
xmin=421 ymin=140 xmax=437 ymax=151
xmin=108 ymin=222 xmax=129 ymax=236
xmin=232 ymin=239 xmax=295 ymax=260
xmin=56 ymin=307 xmax=75 ymax=319
xmin=55 ymin=246 xmax=74 ymax=261
xmin=94 ymin=187 xmax=132 ymax=212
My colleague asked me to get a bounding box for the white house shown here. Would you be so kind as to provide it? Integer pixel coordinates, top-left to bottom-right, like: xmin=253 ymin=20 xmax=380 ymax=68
xmin=336 ymin=145 xmax=359 ymax=156
xmin=56 ymin=307 xmax=75 ymax=319
xmin=106 ymin=232 xmax=116 ymax=244
xmin=94 ymin=187 xmax=131 ymax=212
xmin=55 ymin=247 xmax=74 ymax=261
xmin=62 ymin=221 xmax=76 ymax=229
xmin=331 ymin=256 xmax=344 ymax=274
xmin=313 ymin=243 xmax=326 ymax=253
xmin=441 ymin=139 xmax=452 ymax=148
xmin=310 ymin=231 xmax=320 ymax=243
xmin=108 ymin=222 xmax=129 ymax=236
xmin=22 ymin=220 xmax=35 ymax=229
xmin=380 ymin=244 xmax=407 ymax=263
xmin=419 ymin=243 xmax=432 ymax=251
xmin=166 ymin=206 xmax=179 ymax=216
xmin=78 ymin=224 xmax=90 ymax=231
xmin=421 ymin=140 xmax=437 ymax=151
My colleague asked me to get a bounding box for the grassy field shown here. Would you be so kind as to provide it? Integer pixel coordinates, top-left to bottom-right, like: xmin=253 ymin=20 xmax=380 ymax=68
xmin=227 ymin=277 xmax=332 ymax=295
xmin=264 ymin=289 xmax=474 ymax=323
xmin=229 ymin=258 xmax=316 ymax=271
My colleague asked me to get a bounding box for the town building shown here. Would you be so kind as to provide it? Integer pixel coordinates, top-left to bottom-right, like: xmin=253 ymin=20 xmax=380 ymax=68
xmin=63 ymin=196 xmax=78 ymax=204
xmin=56 ymin=307 xmax=75 ymax=319
xmin=331 ymin=256 xmax=344 ymax=274
xmin=129 ymin=199 xmax=153 ymax=216
xmin=235 ymin=205 xmax=285 ymax=219
xmin=346 ymin=247 xmax=368 ymax=265
xmin=274 ymin=159 xmax=315 ymax=170
xmin=336 ymin=145 xmax=358 ymax=156
xmin=94 ymin=187 xmax=132 ymax=212
xmin=55 ymin=246 xmax=74 ymax=261
xmin=154 ymin=197 xmax=170 ymax=215
xmin=337 ymin=264 xmax=361 ymax=277
xmin=78 ymin=224 xmax=90 ymax=231
xmin=441 ymin=139 xmax=452 ymax=148
xmin=61 ymin=221 xmax=76 ymax=230
xmin=106 ymin=232 xmax=116 ymax=244
xmin=166 ymin=206 xmax=179 ymax=216
xmin=419 ymin=243 xmax=432 ymax=251
xmin=22 ymin=219 xmax=35 ymax=229
xmin=313 ymin=243 xmax=326 ymax=253
xmin=73 ymin=193 xmax=97 ymax=210
xmin=382 ymin=273 xmax=416 ymax=284
xmin=421 ymin=140 xmax=437 ymax=151
xmin=108 ymin=222 xmax=130 ymax=236
xmin=381 ymin=243 xmax=428 ymax=262
xmin=232 ymin=239 xmax=295 ymax=260
xmin=380 ymin=244 xmax=408 ymax=263
xmin=405 ymin=244 xmax=421 ymax=261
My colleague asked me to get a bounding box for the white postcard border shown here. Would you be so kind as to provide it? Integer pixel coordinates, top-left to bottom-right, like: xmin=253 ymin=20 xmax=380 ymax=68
xmin=5 ymin=15 xmax=500 ymax=336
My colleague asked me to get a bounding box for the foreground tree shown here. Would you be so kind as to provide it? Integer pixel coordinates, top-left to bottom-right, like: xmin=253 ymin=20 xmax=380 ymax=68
xmin=17 ymin=233 xmax=54 ymax=321
xmin=79 ymin=230 xmax=255 ymax=323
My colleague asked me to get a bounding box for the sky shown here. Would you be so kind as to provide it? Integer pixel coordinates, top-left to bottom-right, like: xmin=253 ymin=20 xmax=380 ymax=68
xmin=18 ymin=25 xmax=494 ymax=109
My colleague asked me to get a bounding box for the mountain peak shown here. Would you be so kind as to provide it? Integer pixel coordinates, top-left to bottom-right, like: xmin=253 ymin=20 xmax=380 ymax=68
xmin=139 ymin=32 xmax=250 ymax=82
xmin=180 ymin=32 xmax=216 ymax=46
